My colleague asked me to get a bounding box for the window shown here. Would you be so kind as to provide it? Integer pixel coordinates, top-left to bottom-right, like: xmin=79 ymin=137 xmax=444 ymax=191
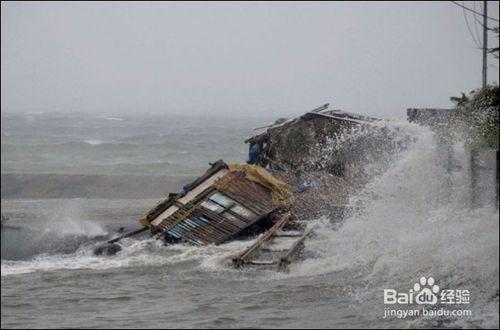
xmin=200 ymin=192 xmax=257 ymax=221
xmin=209 ymin=192 xmax=234 ymax=207
xmin=222 ymin=212 xmax=238 ymax=221
xmin=201 ymin=200 xmax=224 ymax=213
xmin=230 ymin=204 xmax=256 ymax=219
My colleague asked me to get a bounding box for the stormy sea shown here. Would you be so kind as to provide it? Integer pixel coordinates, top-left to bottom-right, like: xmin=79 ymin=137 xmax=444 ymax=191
xmin=1 ymin=112 xmax=498 ymax=329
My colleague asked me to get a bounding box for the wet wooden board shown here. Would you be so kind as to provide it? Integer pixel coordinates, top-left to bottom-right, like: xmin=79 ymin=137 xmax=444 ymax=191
xmin=233 ymin=222 xmax=312 ymax=271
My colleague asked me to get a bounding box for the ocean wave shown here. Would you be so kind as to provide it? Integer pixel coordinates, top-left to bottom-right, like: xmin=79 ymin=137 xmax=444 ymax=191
xmin=84 ymin=139 xmax=104 ymax=146
xmin=0 ymin=237 xmax=255 ymax=277
xmin=278 ymin=122 xmax=499 ymax=327
xmin=1 ymin=173 xmax=196 ymax=199
xmin=102 ymin=117 xmax=124 ymax=121
xmin=1 ymin=139 xmax=215 ymax=150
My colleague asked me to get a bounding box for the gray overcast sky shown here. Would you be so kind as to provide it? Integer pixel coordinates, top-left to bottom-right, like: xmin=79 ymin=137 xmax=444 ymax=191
xmin=1 ymin=1 xmax=499 ymax=118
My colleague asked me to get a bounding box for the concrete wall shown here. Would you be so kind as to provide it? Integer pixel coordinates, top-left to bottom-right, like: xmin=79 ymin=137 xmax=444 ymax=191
xmin=469 ymin=149 xmax=499 ymax=208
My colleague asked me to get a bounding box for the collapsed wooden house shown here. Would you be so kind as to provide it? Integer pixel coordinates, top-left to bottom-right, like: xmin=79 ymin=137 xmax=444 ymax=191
xmin=134 ymin=160 xmax=309 ymax=269
xmin=139 ymin=160 xmax=292 ymax=244
xmin=245 ymin=103 xmax=380 ymax=175
xmin=244 ymin=104 xmax=397 ymax=222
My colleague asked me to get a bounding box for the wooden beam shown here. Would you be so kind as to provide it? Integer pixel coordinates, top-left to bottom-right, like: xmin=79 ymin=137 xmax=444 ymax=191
xmin=232 ymin=213 xmax=290 ymax=267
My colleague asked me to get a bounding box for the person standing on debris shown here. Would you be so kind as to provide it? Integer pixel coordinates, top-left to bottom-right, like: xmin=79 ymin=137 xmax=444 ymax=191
xmin=248 ymin=142 xmax=262 ymax=165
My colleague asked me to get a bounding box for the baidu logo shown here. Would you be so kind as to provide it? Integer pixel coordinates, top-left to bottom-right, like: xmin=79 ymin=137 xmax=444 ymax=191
xmin=384 ymin=276 xmax=440 ymax=305
xmin=383 ymin=276 xmax=470 ymax=306
xmin=383 ymin=276 xmax=472 ymax=319
xmin=414 ymin=276 xmax=440 ymax=305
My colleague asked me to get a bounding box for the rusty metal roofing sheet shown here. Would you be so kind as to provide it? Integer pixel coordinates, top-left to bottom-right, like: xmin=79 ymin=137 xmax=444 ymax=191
xmin=153 ymin=171 xmax=281 ymax=246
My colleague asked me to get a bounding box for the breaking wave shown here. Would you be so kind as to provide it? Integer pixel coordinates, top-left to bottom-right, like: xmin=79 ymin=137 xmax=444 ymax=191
xmin=102 ymin=117 xmax=124 ymax=121
xmin=0 ymin=236 xmax=254 ymax=277
xmin=286 ymin=121 xmax=499 ymax=327
xmin=84 ymin=139 xmax=104 ymax=146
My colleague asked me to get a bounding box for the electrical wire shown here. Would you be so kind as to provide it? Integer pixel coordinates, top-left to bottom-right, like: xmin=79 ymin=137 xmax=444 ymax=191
xmin=472 ymin=1 xmax=483 ymax=43
xmin=470 ymin=1 xmax=496 ymax=31
xmin=463 ymin=1 xmax=482 ymax=48
xmin=450 ymin=1 xmax=500 ymax=22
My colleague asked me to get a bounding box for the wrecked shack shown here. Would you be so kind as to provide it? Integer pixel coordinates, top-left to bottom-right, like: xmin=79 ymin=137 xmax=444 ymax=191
xmin=104 ymin=104 xmax=402 ymax=268
xmin=245 ymin=103 xmax=380 ymax=175
xmin=131 ymin=160 xmax=307 ymax=269
xmin=139 ymin=160 xmax=294 ymax=246
xmin=244 ymin=104 xmax=402 ymax=222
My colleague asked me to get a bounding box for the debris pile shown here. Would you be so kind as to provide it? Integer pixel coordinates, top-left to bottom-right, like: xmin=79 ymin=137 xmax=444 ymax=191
xmin=245 ymin=103 xmax=380 ymax=173
xmin=244 ymin=103 xmax=403 ymax=223
xmin=105 ymin=104 xmax=403 ymax=269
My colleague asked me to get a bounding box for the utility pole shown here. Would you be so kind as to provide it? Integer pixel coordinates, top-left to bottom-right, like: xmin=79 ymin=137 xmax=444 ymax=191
xmin=482 ymin=0 xmax=488 ymax=88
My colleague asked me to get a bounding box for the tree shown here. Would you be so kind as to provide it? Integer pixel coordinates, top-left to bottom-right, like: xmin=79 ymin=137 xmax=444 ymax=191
xmin=451 ymin=85 xmax=499 ymax=148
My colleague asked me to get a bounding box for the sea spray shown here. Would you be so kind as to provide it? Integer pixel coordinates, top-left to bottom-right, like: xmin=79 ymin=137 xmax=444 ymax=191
xmin=1 ymin=199 xmax=108 ymax=261
xmin=43 ymin=199 xmax=108 ymax=237
xmin=288 ymin=121 xmax=498 ymax=327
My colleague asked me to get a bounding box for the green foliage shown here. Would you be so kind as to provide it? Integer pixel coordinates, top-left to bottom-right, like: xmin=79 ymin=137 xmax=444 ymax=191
xmin=450 ymin=92 xmax=469 ymax=107
xmin=451 ymin=85 xmax=499 ymax=148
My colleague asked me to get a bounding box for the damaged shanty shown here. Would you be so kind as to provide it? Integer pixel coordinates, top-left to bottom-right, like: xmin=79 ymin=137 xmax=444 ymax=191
xmin=140 ymin=160 xmax=294 ymax=245
xmin=100 ymin=104 xmax=399 ymax=269
xmin=96 ymin=159 xmax=308 ymax=269
xmin=246 ymin=103 xmax=380 ymax=175
xmin=135 ymin=160 xmax=309 ymax=269
xmin=244 ymin=103 xmax=399 ymax=222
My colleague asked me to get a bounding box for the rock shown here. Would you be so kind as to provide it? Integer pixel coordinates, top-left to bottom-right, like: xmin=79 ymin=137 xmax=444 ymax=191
xmin=93 ymin=243 xmax=122 ymax=256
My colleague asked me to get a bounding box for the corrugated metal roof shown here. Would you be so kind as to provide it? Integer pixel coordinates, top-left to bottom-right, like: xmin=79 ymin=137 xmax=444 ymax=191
xmin=245 ymin=104 xmax=379 ymax=143
xmin=152 ymin=170 xmax=281 ymax=245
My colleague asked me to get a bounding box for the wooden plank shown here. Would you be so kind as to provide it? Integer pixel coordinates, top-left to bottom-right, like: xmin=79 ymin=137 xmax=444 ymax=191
xmin=232 ymin=213 xmax=290 ymax=267
xmin=250 ymin=260 xmax=277 ymax=266
xmin=278 ymin=230 xmax=312 ymax=271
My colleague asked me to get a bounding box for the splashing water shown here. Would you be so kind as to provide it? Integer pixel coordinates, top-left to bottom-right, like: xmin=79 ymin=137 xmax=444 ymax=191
xmin=286 ymin=121 xmax=499 ymax=327
xmin=1 ymin=199 xmax=109 ymax=262
xmin=42 ymin=200 xmax=108 ymax=237
xmin=1 ymin=120 xmax=498 ymax=327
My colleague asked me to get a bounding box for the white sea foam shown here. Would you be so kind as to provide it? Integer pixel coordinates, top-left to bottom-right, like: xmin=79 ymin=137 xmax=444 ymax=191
xmin=281 ymin=121 xmax=499 ymax=327
xmin=84 ymin=139 xmax=104 ymax=146
xmin=291 ymin=123 xmax=498 ymax=277
xmin=0 ymin=237 xmax=252 ymax=276
xmin=1 ymin=239 xmax=167 ymax=276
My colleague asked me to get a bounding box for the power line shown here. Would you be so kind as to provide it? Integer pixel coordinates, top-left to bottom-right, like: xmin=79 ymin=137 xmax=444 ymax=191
xmin=463 ymin=1 xmax=482 ymax=48
xmin=472 ymin=1 xmax=482 ymax=42
xmin=450 ymin=1 xmax=500 ymax=22
xmin=470 ymin=1 xmax=497 ymax=31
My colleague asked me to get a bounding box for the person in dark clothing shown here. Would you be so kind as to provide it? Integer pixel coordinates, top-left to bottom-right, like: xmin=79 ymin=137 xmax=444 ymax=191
xmin=248 ymin=142 xmax=262 ymax=165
